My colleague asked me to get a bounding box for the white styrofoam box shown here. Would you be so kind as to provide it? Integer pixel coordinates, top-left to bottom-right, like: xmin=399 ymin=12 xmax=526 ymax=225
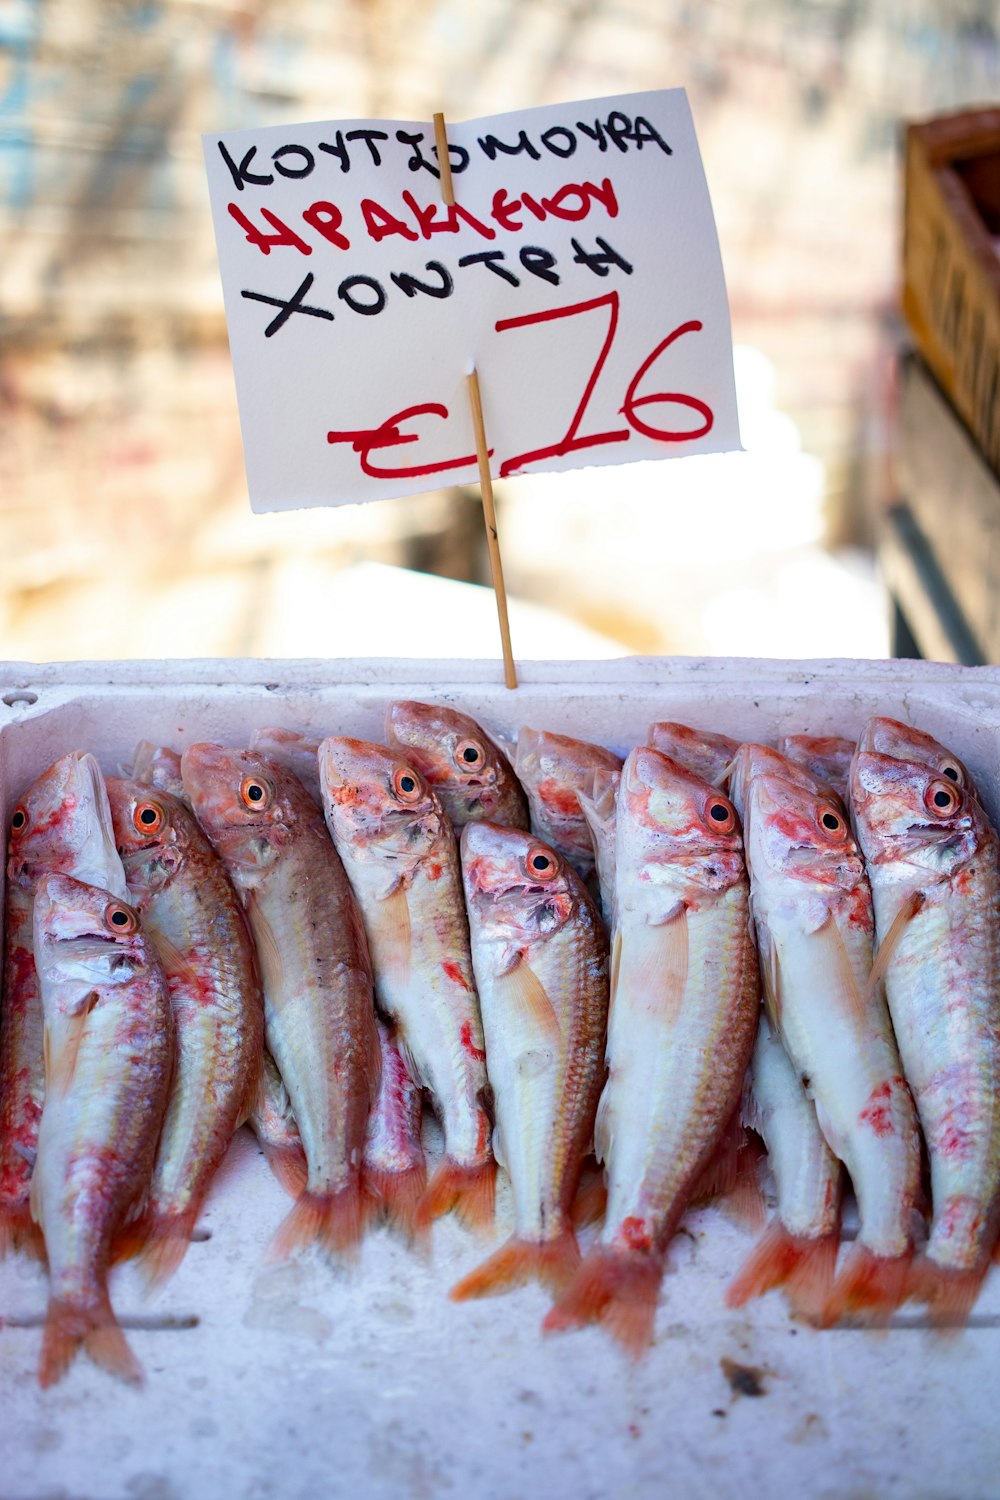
xmin=2 ymin=656 xmax=1000 ymax=1500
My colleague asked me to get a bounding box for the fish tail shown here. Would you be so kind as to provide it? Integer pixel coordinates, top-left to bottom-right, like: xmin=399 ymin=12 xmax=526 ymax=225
xmin=726 ymin=1218 xmax=838 ymax=1321
xmin=39 ymin=1294 xmax=142 ymax=1389
xmin=0 ymin=1203 xmax=45 ymax=1261
xmin=362 ymin=1162 xmax=429 ymax=1243
xmin=542 ymin=1245 xmax=664 ymax=1358
xmin=131 ymin=1208 xmax=202 ymax=1289
xmin=905 ymin=1255 xmax=990 ymax=1328
xmin=258 ymin=1141 xmax=310 ymax=1200
xmin=415 ymin=1157 xmax=497 ymax=1233
xmin=822 ymin=1243 xmax=911 ymax=1326
xmin=267 ymin=1181 xmax=366 ymax=1262
xmin=450 ymin=1230 xmax=580 ymax=1301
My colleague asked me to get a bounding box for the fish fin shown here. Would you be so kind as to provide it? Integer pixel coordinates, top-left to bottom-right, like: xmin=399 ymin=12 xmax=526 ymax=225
xmin=144 ymin=924 xmax=199 ymax=994
xmin=378 ymin=886 xmax=412 ymax=986
xmin=39 ymin=1293 xmax=142 ymax=1389
xmin=246 ymin=891 xmax=286 ymax=1001
xmin=869 ymin=890 xmax=925 ymax=994
xmin=822 ymin=1243 xmax=911 ymax=1327
xmin=257 ymin=1140 xmax=309 ymax=1199
xmin=757 ymin=926 xmax=782 ymax=1029
xmin=621 ymin=911 xmax=688 ymax=1019
xmin=593 ymin=1083 xmax=613 ymax=1166
xmin=450 ymin=1230 xmax=580 ymax=1301
xmin=572 ymin=1158 xmax=608 ymax=1228
xmin=905 ymin=1256 xmax=991 ymax=1328
xmin=542 ymin=1244 xmax=664 ymax=1359
xmin=815 ymin=915 xmax=868 ymax=1022
xmin=46 ymin=1001 xmax=96 ymax=1097
xmin=608 ymin=929 xmax=622 ymax=1010
xmin=267 ymin=1181 xmax=367 ymax=1262
xmin=726 ymin=1219 xmax=839 ymax=1322
xmin=362 ymin=1162 xmax=429 ymax=1245
xmin=0 ymin=1203 xmax=45 ymax=1260
xmin=415 ymin=1157 xmax=497 ymax=1234
xmin=720 ymin=1134 xmax=768 ymax=1231
xmin=493 ymin=960 xmax=560 ymax=1045
xmin=123 ymin=1208 xmax=201 ymax=1290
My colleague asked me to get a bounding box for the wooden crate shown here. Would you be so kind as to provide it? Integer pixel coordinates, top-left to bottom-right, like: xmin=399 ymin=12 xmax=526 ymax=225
xmin=902 ymin=108 xmax=1000 ymax=475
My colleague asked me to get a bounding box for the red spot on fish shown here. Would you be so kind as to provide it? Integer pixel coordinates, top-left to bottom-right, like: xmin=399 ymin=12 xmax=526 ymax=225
xmin=443 ymin=960 xmax=470 ymax=991
xmin=620 ymin=1216 xmax=652 ymax=1251
xmin=459 ymin=1020 xmax=486 ymax=1062
xmin=938 ymin=1122 xmax=974 ymax=1159
xmin=539 ymin=779 xmax=580 ymax=818
xmin=426 ymin=862 xmax=443 ymax=881
xmin=858 ymin=1077 xmax=905 ymax=1137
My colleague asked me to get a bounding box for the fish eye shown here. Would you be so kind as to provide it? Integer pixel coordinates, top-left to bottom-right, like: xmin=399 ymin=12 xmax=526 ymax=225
xmin=392 ymin=767 xmax=423 ymax=804
xmin=940 ymin=761 xmax=963 ymax=784
xmin=525 ymin=845 xmax=558 ymax=882
xmin=819 ymin=807 xmax=847 ymax=840
xmin=10 ymin=806 xmax=27 ymax=836
xmin=706 ymin=798 xmax=736 ymax=831
xmin=133 ymin=801 xmax=165 ymax=835
xmin=924 ymin=779 xmax=961 ymax=817
xmin=105 ymin=901 xmax=139 ymax=934
xmin=456 ymin=739 xmax=484 ymax=769
xmin=240 ymin=776 xmax=271 ymax=809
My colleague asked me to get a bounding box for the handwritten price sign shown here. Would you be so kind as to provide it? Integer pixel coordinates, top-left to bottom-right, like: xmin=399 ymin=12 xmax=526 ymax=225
xmin=204 ymin=89 xmax=740 ymax=512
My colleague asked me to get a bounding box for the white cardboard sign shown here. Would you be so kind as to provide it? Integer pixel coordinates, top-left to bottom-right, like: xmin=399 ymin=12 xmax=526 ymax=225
xmin=204 ymin=89 xmax=740 ymax=512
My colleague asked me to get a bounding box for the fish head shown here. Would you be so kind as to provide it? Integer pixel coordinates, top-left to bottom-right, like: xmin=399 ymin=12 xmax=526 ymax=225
xmin=646 ymin=721 xmax=739 ymax=789
xmin=461 ymin=821 xmax=577 ymax=949
xmin=106 ymin=776 xmax=189 ymax=899
xmin=318 ymin=737 xmax=443 ymax=868
xmin=857 ymin=717 xmax=969 ymax=791
xmin=7 ymin=751 xmax=126 ymax=898
xmin=746 ymin=773 xmax=863 ymax=907
xmin=618 ymin=747 xmax=745 ymax=916
xmin=727 ymin=742 xmax=823 ymax=825
xmin=850 ymin=751 xmax=977 ymax=873
xmin=129 ymin=742 xmax=186 ymax=803
xmin=181 ymin=743 xmax=302 ymax=873
xmin=777 ymin=734 xmax=855 ymax=801
xmin=514 ymin=727 xmax=622 ymax=873
xmin=33 ymin=872 xmax=147 ymax=998
xmin=385 ymin=700 xmax=521 ymax=825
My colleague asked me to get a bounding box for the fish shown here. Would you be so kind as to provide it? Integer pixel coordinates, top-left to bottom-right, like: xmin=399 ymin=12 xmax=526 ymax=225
xmin=743 ymin=770 xmax=922 ymax=1324
xmin=514 ymin=728 xmax=623 ymax=884
xmin=106 ymin=776 xmax=265 ymax=1285
xmin=181 ymin=744 xmax=381 ymax=1259
xmin=777 ymin=735 xmax=855 ymax=803
xmin=647 ymin=722 xmax=740 ymax=788
xmin=451 ymin=823 xmax=609 ymax=1300
xmin=363 ymin=1017 xmax=427 ymax=1241
xmin=855 ymin=718 xmax=971 ymax=795
xmin=249 ymin=1050 xmax=307 ymax=1198
xmin=249 ymin=727 xmax=322 ymax=806
xmin=30 ymin=873 xmax=173 ymax=1386
xmin=129 ymin=743 xmax=187 ymax=805
xmin=386 ymin=701 xmax=529 ymax=831
xmin=318 ymin=737 xmax=495 ymax=1231
xmin=728 ymin=741 xmax=828 ymax=825
xmin=544 ymin=749 xmax=759 ymax=1355
xmin=726 ymin=1010 xmax=842 ymax=1320
xmin=0 ymin=752 xmax=127 ymax=1258
xmin=577 ymin=767 xmax=620 ymax=928
xmin=851 ymin=748 xmax=1000 ymax=1320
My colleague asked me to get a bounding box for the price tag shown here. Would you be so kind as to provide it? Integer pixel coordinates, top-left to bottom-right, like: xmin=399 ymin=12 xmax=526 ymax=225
xmin=205 ymin=89 xmax=740 ymax=512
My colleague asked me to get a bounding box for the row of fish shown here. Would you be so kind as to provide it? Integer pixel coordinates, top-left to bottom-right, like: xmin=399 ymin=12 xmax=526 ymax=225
xmin=0 ymin=702 xmax=997 ymax=1383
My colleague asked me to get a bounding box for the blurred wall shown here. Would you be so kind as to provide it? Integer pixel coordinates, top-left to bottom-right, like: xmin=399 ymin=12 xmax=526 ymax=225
xmin=0 ymin=0 xmax=997 ymax=658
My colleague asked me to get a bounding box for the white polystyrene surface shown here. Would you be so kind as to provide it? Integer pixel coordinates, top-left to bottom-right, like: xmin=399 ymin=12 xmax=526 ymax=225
xmin=2 ymin=657 xmax=1000 ymax=1500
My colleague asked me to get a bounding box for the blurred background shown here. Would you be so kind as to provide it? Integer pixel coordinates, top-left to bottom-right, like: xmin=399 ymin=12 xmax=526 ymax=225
xmin=0 ymin=0 xmax=997 ymax=664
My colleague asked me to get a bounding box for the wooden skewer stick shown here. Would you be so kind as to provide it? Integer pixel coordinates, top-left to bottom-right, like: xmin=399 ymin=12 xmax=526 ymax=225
xmin=432 ymin=112 xmax=456 ymax=207
xmin=467 ymin=368 xmax=517 ymax=689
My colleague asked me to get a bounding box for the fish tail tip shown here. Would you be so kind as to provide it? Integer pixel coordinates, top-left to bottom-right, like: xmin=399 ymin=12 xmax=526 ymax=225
xmin=822 ymin=1243 xmax=911 ymax=1327
xmin=450 ymin=1231 xmax=580 ymax=1302
xmin=363 ymin=1163 xmax=429 ymax=1243
xmin=726 ymin=1220 xmax=838 ymax=1321
xmin=415 ymin=1158 xmax=497 ymax=1234
xmin=542 ymin=1245 xmax=663 ymax=1357
xmin=39 ymin=1297 xmax=142 ymax=1388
